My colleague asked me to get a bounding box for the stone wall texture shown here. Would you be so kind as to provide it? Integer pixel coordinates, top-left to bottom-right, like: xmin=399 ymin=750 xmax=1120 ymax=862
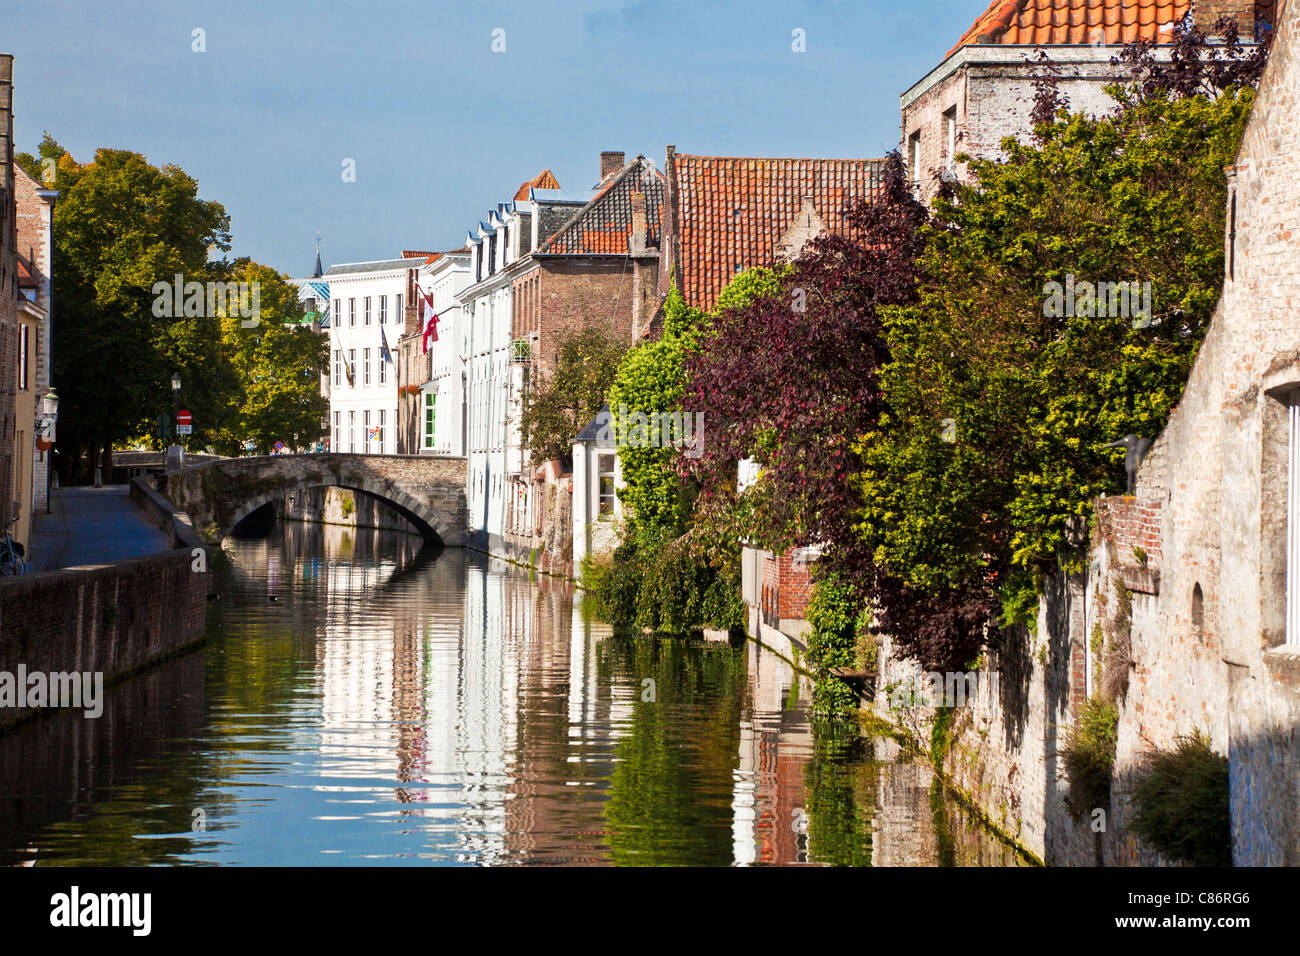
xmin=0 ymin=547 xmax=207 ymax=730
xmin=875 ymin=5 xmax=1300 ymax=865
xmin=156 ymin=453 xmax=469 ymax=548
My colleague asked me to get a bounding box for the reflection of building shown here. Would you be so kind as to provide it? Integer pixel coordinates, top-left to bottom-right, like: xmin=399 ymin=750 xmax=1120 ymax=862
xmin=732 ymin=639 xmax=814 ymax=865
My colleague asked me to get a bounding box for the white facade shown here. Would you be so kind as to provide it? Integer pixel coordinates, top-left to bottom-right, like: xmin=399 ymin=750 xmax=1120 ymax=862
xmin=324 ymin=258 xmax=422 ymax=455
xmin=458 ymin=202 xmax=533 ymax=547
xmin=417 ymin=251 xmax=471 ymax=456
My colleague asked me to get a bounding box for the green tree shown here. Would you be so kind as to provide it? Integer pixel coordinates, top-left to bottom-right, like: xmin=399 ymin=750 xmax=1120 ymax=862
xmin=519 ymin=324 xmax=628 ymax=466
xmin=605 ymin=287 xmax=704 ymax=536
xmin=211 ymin=260 xmax=328 ymax=456
xmin=854 ymin=89 xmax=1253 ymax=664
xmin=32 ymin=139 xmax=233 ymax=479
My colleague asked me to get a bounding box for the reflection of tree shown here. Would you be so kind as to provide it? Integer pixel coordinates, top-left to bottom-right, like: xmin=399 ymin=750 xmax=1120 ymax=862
xmin=804 ymin=722 xmax=874 ymax=867
xmin=599 ymin=637 xmax=746 ymax=866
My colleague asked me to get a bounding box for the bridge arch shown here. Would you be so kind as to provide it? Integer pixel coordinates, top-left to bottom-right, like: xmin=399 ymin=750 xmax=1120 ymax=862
xmin=153 ymin=454 xmax=468 ymax=548
xmin=227 ymin=476 xmax=451 ymax=545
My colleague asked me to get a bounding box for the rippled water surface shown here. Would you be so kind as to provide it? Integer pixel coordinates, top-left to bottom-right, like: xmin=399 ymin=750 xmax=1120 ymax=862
xmin=0 ymin=521 xmax=1024 ymax=866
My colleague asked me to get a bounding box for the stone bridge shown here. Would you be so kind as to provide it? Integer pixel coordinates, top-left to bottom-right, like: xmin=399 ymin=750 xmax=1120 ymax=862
xmin=149 ymin=454 xmax=468 ymax=546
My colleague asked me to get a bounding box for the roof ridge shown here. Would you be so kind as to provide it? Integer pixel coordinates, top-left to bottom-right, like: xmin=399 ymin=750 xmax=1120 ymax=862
xmin=537 ymin=156 xmax=661 ymax=255
xmin=674 ymin=153 xmax=888 ymax=163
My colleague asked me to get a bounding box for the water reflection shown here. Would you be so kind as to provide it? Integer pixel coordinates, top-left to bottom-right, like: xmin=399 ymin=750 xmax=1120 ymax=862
xmin=0 ymin=520 xmax=1023 ymax=866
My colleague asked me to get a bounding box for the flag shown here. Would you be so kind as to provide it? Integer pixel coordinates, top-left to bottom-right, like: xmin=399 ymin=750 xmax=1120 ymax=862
xmin=344 ymin=354 xmax=354 ymax=386
xmin=418 ymin=284 xmax=439 ymax=353
xmin=380 ymin=324 xmax=392 ymax=364
xmin=367 ymin=426 xmax=381 ymax=441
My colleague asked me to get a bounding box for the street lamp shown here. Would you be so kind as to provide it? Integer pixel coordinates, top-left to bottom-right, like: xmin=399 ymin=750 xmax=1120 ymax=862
xmin=169 ymin=371 xmax=184 ymax=469
xmin=38 ymin=388 xmax=58 ymax=512
xmin=40 ymin=388 xmax=58 ymax=422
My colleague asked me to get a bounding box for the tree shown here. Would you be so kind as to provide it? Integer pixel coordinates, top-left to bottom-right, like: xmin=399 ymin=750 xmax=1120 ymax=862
xmin=519 ymin=324 xmax=628 ymax=466
xmin=606 ymin=287 xmax=705 ymax=536
xmin=854 ymin=88 xmax=1255 ymax=667
xmin=28 ymin=139 xmax=232 ymax=480
xmin=210 ymin=260 xmax=328 ymax=456
xmin=683 ymin=153 xmax=928 ymax=574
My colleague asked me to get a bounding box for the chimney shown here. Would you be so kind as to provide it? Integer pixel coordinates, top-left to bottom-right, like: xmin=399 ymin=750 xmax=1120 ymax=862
xmin=1192 ymin=0 xmax=1259 ymax=39
xmin=629 ymin=190 xmax=647 ymax=255
xmin=600 ymin=150 xmax=625 ymax=182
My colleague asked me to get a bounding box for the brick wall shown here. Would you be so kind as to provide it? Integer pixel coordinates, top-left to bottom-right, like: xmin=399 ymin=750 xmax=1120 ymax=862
xmin=512 ymin=257 xmax=656 ymax=376
xmin=0 ymin=548 xmax=207 ymax=729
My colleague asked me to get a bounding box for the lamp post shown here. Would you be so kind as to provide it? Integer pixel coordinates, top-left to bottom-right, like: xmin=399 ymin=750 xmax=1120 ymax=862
xmin=170 ymin=371 xmax=183 ymax=470
xmin=38 ymin=388 xmax=58 ymax=513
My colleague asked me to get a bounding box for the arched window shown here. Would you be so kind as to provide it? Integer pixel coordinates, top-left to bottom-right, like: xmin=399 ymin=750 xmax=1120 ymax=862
xmin=1192 ymin=582 xmax=1205 ymax=637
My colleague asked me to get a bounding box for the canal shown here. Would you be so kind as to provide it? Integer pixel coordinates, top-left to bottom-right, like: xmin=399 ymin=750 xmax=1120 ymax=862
xmin=0 ymin=521 xmax=1025 ymax=866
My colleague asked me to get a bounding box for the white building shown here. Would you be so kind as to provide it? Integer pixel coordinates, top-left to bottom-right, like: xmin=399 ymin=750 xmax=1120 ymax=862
xmin=416 ymin=251 xmax=471 ymax=456
xmin=324 ymin=256 xmax=423 ymax=455
xmin=456 ymin=173 xmax=594 ymax=549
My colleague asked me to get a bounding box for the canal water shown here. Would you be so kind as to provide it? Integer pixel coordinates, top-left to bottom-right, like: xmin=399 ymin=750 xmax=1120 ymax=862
xmin=0 ymin=521 xmax=1025 ymax=866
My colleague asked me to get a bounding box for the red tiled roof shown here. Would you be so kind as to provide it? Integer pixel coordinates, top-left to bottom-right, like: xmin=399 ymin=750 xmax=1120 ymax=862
xmin=514 ymin=169 xmax=560 ymax=201
xmin=668 ymin=154 xmax=886 ymax=312
xmin=947 ymin=0 xmax=1195 ymax=58
xmin=538 ymin=157 xmax=665 ymax=256
xmin=948 ymin=0 xmax=1282 ymax=57
xmin=402 ymin=249 xmax=436 ymax=259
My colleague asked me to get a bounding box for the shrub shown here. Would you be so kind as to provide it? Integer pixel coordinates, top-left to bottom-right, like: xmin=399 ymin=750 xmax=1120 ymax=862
xmin=1131 ymin=731 xmax=1230 ymax=867
xmin=805 ymin=573 xmax=867 ymax=717
xmin=1060 ymin=698 xmax=1118 ymax=821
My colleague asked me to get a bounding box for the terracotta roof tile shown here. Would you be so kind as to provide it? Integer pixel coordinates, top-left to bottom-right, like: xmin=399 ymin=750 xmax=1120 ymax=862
xmin=946 ymin=0 xmax=1197 ymax=58
xmin=515 ymin=169 xmax=560 ymax=201
xmin=537 ymin=157 xmax=665 ymax=256
xmin=669 ymin=154 xmax=887 ymax=312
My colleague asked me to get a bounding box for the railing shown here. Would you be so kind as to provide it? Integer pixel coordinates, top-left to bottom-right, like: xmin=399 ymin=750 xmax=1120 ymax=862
xmin=509 ymin=338 xmax=531 ymax=364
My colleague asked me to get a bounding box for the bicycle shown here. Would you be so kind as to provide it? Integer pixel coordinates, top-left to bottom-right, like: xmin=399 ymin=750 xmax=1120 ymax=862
xmin=0 ymin=517 xmax=27 ymax=576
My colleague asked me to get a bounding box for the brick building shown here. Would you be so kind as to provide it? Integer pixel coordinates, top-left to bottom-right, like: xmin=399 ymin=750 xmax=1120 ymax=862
xmin=902 ymin=0 xmax=1282 ymax=202
xmin=0 ymin=55 xmax=21 ymax=546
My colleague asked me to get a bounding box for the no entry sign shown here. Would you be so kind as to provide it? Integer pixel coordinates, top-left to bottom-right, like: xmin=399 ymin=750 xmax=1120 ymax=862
xmin=177 ymin=409 xmax=192 ymax=427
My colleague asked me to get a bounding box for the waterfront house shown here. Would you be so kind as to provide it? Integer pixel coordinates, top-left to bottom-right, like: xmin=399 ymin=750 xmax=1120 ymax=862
xmin=903 ymin=0 xmax=1282 ymax=201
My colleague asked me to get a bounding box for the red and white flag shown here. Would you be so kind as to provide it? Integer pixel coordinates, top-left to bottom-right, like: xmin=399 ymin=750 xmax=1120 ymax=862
xmin=418 ymin=285 xmax=440 ymax=353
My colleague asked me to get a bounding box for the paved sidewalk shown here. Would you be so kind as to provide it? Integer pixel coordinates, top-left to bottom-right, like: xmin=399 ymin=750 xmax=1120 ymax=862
xmin=26 ymin=485 xmax=171 ymax=572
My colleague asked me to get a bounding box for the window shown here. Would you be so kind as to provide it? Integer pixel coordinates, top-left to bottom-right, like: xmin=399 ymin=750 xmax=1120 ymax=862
xmin=379 ymin=348 xmax=386 ymax=385
xmin=19 ymin=325 xmax=28 ymax=390
xmin=348 ymin=410 xmax=355 ymax=452
xmin=424 ymin=392 xmax=436 ymax=449
xmin=349 ymin=298 xmax=356 ymax=327
xmin=597 ymin=454 xmax=617 ymax=517
xmin=379 ymin=295 xmax=387 ymax=325
xmin=364 ymin=296 xmax=371 ymax=326
xmin=333 ymin=411 xmax=340 ymax=451
xmin=908 ymin=130 xmax=922 ymax=193
xmin=333 ymin=300 xmax=340 ymax=326
xmin=943 ymin=106 xmax=957 ymax=162
xmin=364 ymin=410 xmax=370 ymax=450
xmin=396 ymin=293 xmax=403 ymax=320
xmin=363 ymin=348 xmax=371 ymax=387
xmin=377 ymin=409 xmax=385 ymax=451
xmin=334 ymin=349 xmax=341 ymax=387
xmin=348 ymin=349 xmax=356 ymax=388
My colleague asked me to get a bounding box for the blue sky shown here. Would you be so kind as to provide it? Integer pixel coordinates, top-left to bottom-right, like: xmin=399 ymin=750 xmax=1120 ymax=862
xmin=5 ymin=0 xmax=982 ymax=277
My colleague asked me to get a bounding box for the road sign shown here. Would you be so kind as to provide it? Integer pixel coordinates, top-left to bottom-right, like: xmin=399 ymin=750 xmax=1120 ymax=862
xmin=178 ymin=424 xmax=192 ymax=435
xmin=176 ymin=409 xmax=192 ymax=427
